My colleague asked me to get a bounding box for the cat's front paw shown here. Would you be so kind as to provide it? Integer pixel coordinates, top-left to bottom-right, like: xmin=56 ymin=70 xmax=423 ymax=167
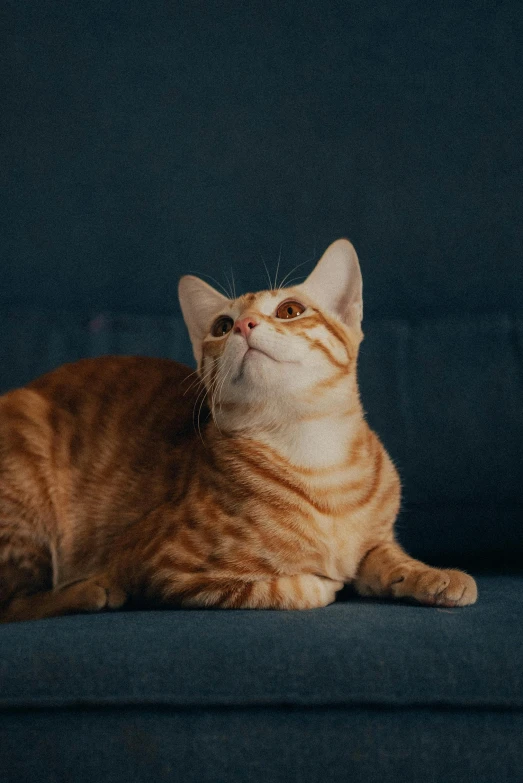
xmin=389 ymin=565 xmax=477 ymax=607
xmin=57 ymin=577 xmax=127 ymax=612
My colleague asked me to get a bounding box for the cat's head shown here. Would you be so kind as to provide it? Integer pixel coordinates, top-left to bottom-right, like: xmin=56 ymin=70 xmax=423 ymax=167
xmin=178 ymin=239 xmax=363 ymax=432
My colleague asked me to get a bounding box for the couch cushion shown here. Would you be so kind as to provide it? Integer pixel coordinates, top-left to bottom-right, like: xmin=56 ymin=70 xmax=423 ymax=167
xmin=0 ymin=575 xmax=521 ymax=710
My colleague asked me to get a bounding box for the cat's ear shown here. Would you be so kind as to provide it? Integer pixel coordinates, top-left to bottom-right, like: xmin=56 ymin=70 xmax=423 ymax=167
xmin=296 ymin=239 xmax=363 ymax=330
xmin=178 ymin=276 xmax=229 ymax=365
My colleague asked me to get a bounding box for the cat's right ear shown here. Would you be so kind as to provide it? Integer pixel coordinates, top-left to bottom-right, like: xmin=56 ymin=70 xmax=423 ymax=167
xmin=178 ymin=276 xmax=230 ymax=365
xmin=297 ymin=239 xmax=363 ymax=332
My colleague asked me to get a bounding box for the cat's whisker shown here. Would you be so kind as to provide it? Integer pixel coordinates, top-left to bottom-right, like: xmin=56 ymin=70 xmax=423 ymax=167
xmin=223 ymin=270 xmax=235 ymax=301
xmin=194 ymin=358 xmax=223 ymax=444
xmin=215 ymin=366 xmax=232 ymax=422
xmin=259 ymin=254 xmax=274 ymax=292
xmin=183 ymin=365 xmax=215 ymax=396
xmin=184 ymin=375 xmax=210 ymax=399
xmin=209 ymin=380 xmax=222 ymax=434
xmin=230 ymin=266 xmax=237 ymax=299
xmin=180 ymin=366 xmax=201 ymax=384
xmin=274 ymin=244 xmax=282 ymax=290
xmin=186 ymin=379 xmax=208 ymax=401
xmin=207 ymin=361 xmax=231 ymax=433
xmin=194 ymin=382 xmax=210 ymax=446
xmin=191 ymin=364 xmax=215 ymax=443
xmin=193 ymin=366 xmax=213 ymax=402
xmin=187 ymin=361 xmax=215 ymax=387
xmin=218 ymin=366 xmax=231 ymax=404
xmin=276 ymin=275 xmax=308 ymax=289
xmin=277 ymin=258 xmax=312 ymax=290
xmin=181 ymin=367 xmax=208 ymax=394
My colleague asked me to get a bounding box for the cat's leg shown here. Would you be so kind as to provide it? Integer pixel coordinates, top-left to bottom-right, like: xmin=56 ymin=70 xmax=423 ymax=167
xmin=175 ymin=574 xmax=344 ymax=610
xmin=0 ymin=574 xmax=127 ymax=624
xmin=354 ymin=540 xmax=477 ymax=607
xmin=0 ymin=526 xmax=52 ymax=617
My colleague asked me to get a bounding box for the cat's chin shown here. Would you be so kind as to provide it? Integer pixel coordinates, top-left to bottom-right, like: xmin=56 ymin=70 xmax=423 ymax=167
xmin=231 ymin=346 xmax=281 ymax=384
xmin=231 ymin=355 xmax=263 ymax=387
xmin=244 ymin=346 xmax=273 ymax=361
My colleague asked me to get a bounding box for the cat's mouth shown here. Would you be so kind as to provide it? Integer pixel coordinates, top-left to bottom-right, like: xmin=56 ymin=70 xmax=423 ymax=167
xmin=244 ymin=347 xmax=274 ymax=360
xmin=231 ymin=344 xmax=300 ymax=384
xmin=231 ymin=345 xmax=279 ymax=383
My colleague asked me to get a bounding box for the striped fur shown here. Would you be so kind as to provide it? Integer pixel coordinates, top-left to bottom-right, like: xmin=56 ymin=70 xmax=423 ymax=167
xmin=0 ymin=240 xmax=477 ymax=622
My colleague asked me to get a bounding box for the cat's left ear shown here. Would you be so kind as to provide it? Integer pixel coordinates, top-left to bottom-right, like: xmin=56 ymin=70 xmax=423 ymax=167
xmin=178 ymin=275 xmax=229 ymax=365
xmin=296 ymin=239 xmax=363 ymax=330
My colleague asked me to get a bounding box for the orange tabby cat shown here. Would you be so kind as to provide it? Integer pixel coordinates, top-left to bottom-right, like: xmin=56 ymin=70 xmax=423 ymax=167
xmin=0 ymin=239 xmax=477 ymax=623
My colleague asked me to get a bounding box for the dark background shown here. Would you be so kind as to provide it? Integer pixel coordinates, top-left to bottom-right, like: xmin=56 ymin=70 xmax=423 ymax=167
xmin=2 ymin=1 xmax=522 ymax=317
xmin=1 ymin=0 xmax=522 ymax=567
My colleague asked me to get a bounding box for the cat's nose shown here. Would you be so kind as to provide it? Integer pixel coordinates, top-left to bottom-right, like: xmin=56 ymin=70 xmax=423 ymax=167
xmin=234 ymin=315 xmax=259 ymax=338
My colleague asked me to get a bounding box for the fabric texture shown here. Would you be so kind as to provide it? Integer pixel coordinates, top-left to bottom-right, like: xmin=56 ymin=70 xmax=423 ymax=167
xmin=0 ymin=576 xmax=521 ymax=710
xmin=1 ymin=576 xmax=522 ymax=782
xmin=1 ymin=2 xmax=522 ymax=323
xmin=1 ymin=708 xmax=522 ymax=783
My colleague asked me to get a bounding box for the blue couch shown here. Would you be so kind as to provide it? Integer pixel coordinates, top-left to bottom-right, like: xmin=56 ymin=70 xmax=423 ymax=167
xmin=1 ymin=2 xmax=522 ymax=781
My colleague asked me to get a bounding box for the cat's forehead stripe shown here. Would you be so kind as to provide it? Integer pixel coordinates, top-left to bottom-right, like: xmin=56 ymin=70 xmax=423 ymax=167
xmin=235 ymin=289 xmax=301 ymax=316
xmin=237 ymin=292 xmax=271 ymax=309
xmin=239 ymin=293 xmax=257 ymax=306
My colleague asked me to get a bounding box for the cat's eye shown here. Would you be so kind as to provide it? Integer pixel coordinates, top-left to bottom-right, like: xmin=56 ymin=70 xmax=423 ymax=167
xmin=211 ymin=315 xmax=234 ymax=337
xmin=275 ymin=300 xmax=306 ymax=319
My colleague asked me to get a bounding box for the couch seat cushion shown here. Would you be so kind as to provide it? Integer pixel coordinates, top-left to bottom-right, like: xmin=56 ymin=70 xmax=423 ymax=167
xmin=0 ymin=574 xmax=521 ymax=710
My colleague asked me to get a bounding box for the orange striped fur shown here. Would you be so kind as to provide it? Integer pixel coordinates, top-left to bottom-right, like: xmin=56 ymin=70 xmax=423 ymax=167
xmin=0 ymin=240 xmax=476 ymax=622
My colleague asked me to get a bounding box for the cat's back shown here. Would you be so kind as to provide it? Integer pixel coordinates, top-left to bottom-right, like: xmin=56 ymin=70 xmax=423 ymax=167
xmin=26 ymin=355 xmax=193 ymax=396
xmin=26 ymin=355 xmax=198 ymax=426
xmin=0 ymin=356 xmax=202 ymax=473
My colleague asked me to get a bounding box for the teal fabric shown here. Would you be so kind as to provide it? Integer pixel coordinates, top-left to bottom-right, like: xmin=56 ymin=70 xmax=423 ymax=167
xmin=1 ymin=709 xmax=522 ymax=783
xmin=1 ymin=2 xmax=522 ymax=322
xmin=0 ymin=576 xmax=521 ymax=710
xmin=0 ymin=576 xmax=522 ymax=782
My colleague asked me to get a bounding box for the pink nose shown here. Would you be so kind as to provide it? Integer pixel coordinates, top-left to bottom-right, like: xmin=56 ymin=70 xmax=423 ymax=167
xmin=234 ymin=315 xmax=259 ymax=338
